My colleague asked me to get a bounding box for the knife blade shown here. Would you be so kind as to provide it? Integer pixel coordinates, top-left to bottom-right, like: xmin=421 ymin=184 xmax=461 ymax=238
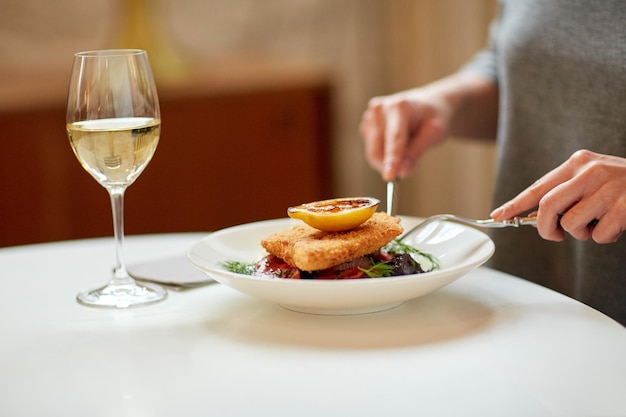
xmin=386 ymin=180 xmax=396 ymax=215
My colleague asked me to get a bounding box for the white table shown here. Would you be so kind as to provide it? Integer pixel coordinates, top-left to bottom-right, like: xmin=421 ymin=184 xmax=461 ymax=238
xmin=1 ymin=233 xmax=625 ymax=417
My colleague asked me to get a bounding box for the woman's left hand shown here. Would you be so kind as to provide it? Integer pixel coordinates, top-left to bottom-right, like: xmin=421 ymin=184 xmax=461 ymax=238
xmin=490 ymin=149 xmax=626 ymax=243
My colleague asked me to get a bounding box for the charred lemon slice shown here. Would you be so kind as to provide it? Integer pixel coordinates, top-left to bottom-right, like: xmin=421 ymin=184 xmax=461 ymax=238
xmin=287 ymin=197 xmax=380 ymax=232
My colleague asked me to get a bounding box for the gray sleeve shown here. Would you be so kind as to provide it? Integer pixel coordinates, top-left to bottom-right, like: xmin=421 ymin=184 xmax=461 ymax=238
xmin=459 ymin=6 xmax=501 ymax=82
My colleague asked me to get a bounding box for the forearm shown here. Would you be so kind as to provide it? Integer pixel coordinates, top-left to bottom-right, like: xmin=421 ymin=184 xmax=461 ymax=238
xmin=423 ymin=71 xmax=499 ymax=140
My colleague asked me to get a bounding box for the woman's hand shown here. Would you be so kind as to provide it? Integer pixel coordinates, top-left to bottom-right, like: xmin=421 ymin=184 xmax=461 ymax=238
xmin=359 ymin=73 xmax=498 ymax=182
xmin=359 ymin=88 xmax=451 ymax=182
xmin=491 ymin=150 xmax=626 ymax=243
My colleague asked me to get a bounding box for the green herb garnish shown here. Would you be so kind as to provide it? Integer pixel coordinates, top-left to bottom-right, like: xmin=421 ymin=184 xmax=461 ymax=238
xmin=358 ymin=261 xmax=394 ymax=278
xmin=221 ymin=260 xmax=255 ymax=275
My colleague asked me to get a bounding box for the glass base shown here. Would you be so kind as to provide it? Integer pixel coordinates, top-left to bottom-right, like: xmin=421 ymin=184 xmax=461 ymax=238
xmin=77 ymin=281 xmax=167 ymax=308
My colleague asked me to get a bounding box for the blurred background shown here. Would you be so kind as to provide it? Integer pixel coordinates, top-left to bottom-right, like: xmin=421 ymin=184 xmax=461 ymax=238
xmin=0 ymin=0 xmax=497 ymax=247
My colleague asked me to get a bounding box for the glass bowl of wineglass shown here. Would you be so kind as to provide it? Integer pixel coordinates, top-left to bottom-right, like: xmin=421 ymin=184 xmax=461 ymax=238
xmin=66 ymin=49 xmax=167 ymax=308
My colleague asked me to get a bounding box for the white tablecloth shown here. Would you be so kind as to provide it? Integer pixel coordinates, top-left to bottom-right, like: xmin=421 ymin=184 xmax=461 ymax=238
xmin=1 ymin=233 xmax=624 ymax=416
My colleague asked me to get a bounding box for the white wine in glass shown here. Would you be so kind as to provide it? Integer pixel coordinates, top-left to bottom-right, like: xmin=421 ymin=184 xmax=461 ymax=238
xmin=66 ymin=49 xmax=167 ymax=308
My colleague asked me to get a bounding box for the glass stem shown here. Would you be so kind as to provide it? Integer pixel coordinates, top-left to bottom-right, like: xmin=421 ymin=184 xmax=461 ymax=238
xmin=109 ymin=187 xmax=134 ymax=287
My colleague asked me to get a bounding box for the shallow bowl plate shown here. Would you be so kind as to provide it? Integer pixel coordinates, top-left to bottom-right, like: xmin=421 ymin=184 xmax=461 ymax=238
xmin=187 ymin=216 xmax=494 ymax=315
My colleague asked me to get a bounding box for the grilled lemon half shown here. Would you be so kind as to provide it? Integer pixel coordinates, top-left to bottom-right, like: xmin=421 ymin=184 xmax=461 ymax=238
xmin=287 ymin=197 xmax=381 ymax=232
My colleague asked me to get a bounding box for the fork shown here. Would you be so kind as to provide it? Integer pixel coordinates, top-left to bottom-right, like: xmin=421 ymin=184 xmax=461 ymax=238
xmin=398 ymin=213 xmax=539 ymax=241
xmin=399 ymin=212 xmax=600 ymax=241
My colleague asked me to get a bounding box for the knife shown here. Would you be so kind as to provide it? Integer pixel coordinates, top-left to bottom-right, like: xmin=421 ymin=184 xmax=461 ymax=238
xmin=386 ymin=180 xmax=397 ymax=215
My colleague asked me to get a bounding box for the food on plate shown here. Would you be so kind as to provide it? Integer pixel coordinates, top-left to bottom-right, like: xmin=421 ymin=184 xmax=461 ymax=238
xmin=263 ymin=212 xmax=402 ymax=271
xmin=221 ymin=210 xmax=440 ymax=280
xmin=287 ymin=197 xmax=380 ymax=232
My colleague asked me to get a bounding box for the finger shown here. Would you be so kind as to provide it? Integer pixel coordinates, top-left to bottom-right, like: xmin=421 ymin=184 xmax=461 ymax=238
xmin=491 ymin=158 xmax=581 ymax=220
xmin=534 ymin=173 xmax=598 ymax=241
xmin=535 ymin=207 xmax=565 ymax=241
xmin=592 ymin=213 xmax=625 ymax=244
xmin=490 ymin=178 xmax=555 ymax=221
xmin=359 ymin=104 xmax=385 ymax=174
xmin=540 ymin=158 xmax=608 ymax=241
xmin=577 ymin=186 xmax=626 ymax=244
xmin=557 ymin=197 xmax=605 ymax=241
xmin=382 ymin=100 xmax=411 ymax=181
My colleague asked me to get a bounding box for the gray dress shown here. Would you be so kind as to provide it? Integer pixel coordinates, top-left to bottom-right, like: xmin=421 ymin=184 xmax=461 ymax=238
xmin=462 ymin=0 xmax=626 ymax=325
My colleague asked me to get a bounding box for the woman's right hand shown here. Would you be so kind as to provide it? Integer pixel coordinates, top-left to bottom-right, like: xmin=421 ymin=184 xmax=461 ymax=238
xmin=359 ymin=88 xmax=452 ymax=182
xmin=359 ymin=73 xmax=499 ymax=182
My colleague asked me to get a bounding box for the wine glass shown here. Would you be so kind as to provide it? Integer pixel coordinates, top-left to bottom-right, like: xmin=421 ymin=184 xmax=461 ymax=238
xmin=66 ymin=49 xmax=167 ymax=308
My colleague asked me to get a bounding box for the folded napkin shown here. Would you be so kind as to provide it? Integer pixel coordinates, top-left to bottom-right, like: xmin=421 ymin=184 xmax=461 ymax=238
xmin=127 ymin=255 xmax=214 ymax=289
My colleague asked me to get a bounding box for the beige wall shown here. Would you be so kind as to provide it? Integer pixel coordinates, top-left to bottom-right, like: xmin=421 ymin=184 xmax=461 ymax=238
xmin=0 ymin=0 xmax=497 ymax=219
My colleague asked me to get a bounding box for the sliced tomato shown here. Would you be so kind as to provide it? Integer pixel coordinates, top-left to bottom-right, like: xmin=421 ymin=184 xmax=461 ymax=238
xmin=335 ymin=267 xmax=367 ymax=279
xmin=254 ymin=255 xmax=300 ymax=279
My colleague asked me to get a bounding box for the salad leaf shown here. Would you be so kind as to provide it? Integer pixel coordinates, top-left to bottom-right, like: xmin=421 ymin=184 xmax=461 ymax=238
xmin=384 ymin=239 xmax=441 ymax=271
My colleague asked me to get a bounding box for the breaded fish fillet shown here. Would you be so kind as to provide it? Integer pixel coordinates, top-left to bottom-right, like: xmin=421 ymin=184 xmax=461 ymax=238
xmin=260 ymin=212 xmax=403 ymax=271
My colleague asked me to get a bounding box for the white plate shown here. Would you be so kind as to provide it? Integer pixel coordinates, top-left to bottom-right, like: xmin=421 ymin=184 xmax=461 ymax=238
xmin=187 ymin=216 xmax=495 ymax=315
